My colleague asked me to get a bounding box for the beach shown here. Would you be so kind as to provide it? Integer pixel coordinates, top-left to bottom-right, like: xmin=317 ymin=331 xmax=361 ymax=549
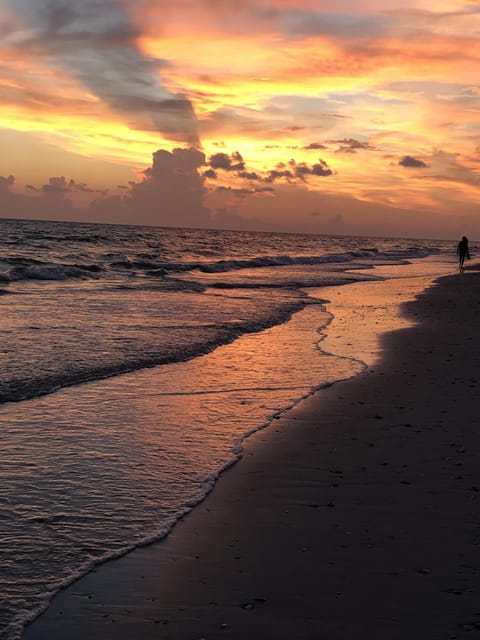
xmin=22 ymin=265 xmax=480 ymax=639
xmin=0 ymin=221 xmax=458 ymax=638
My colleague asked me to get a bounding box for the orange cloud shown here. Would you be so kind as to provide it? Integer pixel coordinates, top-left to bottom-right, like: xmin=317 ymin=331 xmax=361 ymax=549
xmin=2 ymin=0 xmax=480 ymax=235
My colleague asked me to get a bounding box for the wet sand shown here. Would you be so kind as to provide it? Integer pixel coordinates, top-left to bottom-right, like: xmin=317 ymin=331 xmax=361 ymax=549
xmin=24 ymin=267 xmax=480 ymax=640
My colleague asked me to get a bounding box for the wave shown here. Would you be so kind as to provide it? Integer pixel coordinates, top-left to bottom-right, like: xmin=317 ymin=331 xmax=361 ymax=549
xmin=0 ymin=299 xmax=306 ymax=405
xmin=111 ymin=277 xmax=206 ymax=293
xmin=154 ymin=245 xmax=443 ymax=274
xmin=0 ymin=243 xmax=444 ymax=285
xmin=0 ymin=263 xmax=103 ymax=282
xmin=109 ymin=258 xmax=159 ymax=270
xmin=207 ymin=271 xmax=383 ymax=289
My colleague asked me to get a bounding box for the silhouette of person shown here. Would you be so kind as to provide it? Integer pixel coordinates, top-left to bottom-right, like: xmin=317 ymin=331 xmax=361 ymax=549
xmin=457 ymin=236 xmax=470 ymax=272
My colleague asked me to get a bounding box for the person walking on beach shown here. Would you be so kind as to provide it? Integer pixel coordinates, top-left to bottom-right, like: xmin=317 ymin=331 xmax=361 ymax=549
xmin=457 ymin=235 xmax=470 ymax=272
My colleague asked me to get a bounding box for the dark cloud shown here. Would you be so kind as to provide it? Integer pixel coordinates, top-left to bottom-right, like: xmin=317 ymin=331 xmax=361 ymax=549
xmin=203 ymin=169 xmax=218 ymax=179
xmin=199 ymin=146 xmax=334 ymax=189
xmin=264 ymin=169 xmax=295 ymax=183
xmin=311 ymin=161 xmax=333 ymax=176
xmin=209 ymin=153 xmax=233 ymax=170
xmin=9 ymin=0 xmax=198 ymax=144
xmin=289 ymin=158 xmax=333 ymax=180
xmin=294 ymin=163 xmax=313 ymax=177
xmin=399 ymin=155 xmax=428 ymax=168
xmin=262 ymin=157 xmax=333 ymax=183
xmin=208 ymin=151 xmax=245 ymax=171
xmin=237 ymin=170 xmax=262 ymax=181
xmin=215 ymin=185 xmax=275 ymax=198
xmin=303 ymin=142 xmax=327 ymax=150
xmin=329 ymin=138 xmax=375 ymax=153
xmin=216 ymin=186 xmax=252 ymax=198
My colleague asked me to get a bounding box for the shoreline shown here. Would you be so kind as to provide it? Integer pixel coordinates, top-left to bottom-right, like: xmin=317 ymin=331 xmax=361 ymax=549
xmin=22 ymin=263 xmax=480 ymax=639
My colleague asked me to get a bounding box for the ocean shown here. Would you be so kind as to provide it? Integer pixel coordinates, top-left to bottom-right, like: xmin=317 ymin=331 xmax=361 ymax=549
xmin=0 ymin=218 xmax=457 ymax=639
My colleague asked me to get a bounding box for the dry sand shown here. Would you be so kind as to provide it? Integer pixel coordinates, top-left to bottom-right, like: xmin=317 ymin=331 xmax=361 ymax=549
xmin=23 ymin=268 xmax=480 ymax=640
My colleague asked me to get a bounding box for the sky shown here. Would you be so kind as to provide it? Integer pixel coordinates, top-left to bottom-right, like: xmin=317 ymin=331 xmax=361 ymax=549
xmin=1 ymin=0 xmax=480 ymax=238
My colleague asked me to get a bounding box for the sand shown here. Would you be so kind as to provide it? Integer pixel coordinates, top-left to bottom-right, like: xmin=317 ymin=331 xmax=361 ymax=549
xmin=23 ymin=267 xmax=480 ymax=640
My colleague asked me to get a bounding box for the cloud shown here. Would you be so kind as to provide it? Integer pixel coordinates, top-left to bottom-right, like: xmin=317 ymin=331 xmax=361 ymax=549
xmin=264 ymin=169 xmax=295 ymax=183
xmin=303 ymin=142 xmax=327 ymax=150
xmin=399 ymin=155 xmax=428 ymax=168
xmin=215 ymin=186 xmax=253 ymax=198
xmin=236 ymin=170 xmax=262 ymax=181
xmin=266 ymin=158 xmax=333 ymax=182
xmin=215 ymin=185 xmax=274 ymax=198
xmin=292 ymin=159 xmax=333 ymax=178
xmin=40 ymin=176 xmax=96 ymax=195
xmin=204 ymin=150 xmax=334 ymax=185
xmin=412 ymin=149 xmax=480 ymax=189
xmin=254 ymin=186 xmax=275 ymax=194
xmin=274 ymin=9 xmax=393 ymax=40
xmin=200 ymin=106 xmax=270 ymax=138
xmin=41 ymin=176 xmax=72 ymax=194
xmin=203 ymin=168 xmax=218 ymax=179
xmin=208 ymin=151 xmax=245 ymax=171
xmin=0 ymin=173 xmax=77 ymax=218
xmin=91 ymin=147 xmax=211 ymax=227
xmin=0 ymin=175 xmax=15 ymax=190
xmin=329 ymin=138 xmax=375 ymax=153
xmin=8 ymin=0 xmax=199 ymax=144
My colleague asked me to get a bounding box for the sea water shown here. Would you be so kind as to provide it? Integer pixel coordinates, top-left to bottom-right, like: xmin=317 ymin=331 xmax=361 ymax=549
xmin=0 ymin=219 xmax=458 ymax=638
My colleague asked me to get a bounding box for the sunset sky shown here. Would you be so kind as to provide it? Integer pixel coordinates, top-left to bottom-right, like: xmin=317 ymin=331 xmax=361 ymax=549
xmin=1 ymin=0 xmax=480 ymax=238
